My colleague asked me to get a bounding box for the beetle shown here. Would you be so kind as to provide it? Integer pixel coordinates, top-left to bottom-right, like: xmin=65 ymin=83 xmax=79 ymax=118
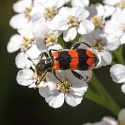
xmin=31 ymin=42 xmax=99 ymax=86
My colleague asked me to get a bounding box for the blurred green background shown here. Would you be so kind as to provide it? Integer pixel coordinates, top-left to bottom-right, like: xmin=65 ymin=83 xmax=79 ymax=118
xmin=0 ymin=0 xmax=125 ymax=125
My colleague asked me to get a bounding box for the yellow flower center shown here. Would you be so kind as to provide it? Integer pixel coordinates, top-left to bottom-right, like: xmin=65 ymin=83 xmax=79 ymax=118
xmin=92 ymin=16 xmax=104 ymax=28
xmin=92 ymin=39 xmax=106 ymax=51
xmin=116 ymin=1 xmax=125 ymax=9
xmin=57 ymin=78 xmax=71 ymax=94
xmin=44 ymin=7 xmax=57 ymax=20
xmin=25 ymin=7 xmax=32 ymax=20
xmin=45 ymin=32 xmax=58 ymax=46
xmin=67 ymin=16 xmax=79 ymax=28
xmin=21 ymin=37 xmax=34 ymax=51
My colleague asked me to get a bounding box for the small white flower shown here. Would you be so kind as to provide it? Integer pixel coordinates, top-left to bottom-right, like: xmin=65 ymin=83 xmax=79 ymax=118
xmin=33 ymin=22 xmax=62 ymax=52
xmin=32 ymin=0 xmax=66 ymax=25
xmin=87 ymin=3 xmax=115 ymax=28
xmin=110 ymin=64 xmax=125 ymax=93
xmin=83 ymin=109 xmax=125 ymax=125
xmin=79 ymin=29 xmax=120 ymax=67
xmin=16 ymin=68 xmax=47 ymax=88
xmin=48 ymin=7 xmax=95 ymax=42
xmin=16 ymin=44 xmax=40 ymax=69
xmin=8 ymin=23 xmax=40 ymax=55
xmin=7 ymin=23 xmax=41 ymax=68
xmin=104 ymin=9 xmax=125 ymax=44
xmin=103 ymin=0 xmax=125 ymax=10
xmin=10 ymin=0 xmax=34 ymax=29
xmin=7 ymin=33 xmax=35 ymax=53
xmin=80 ymin=28 xmax=119 ymax=51
xmin=71 ymin=0 xmax=90 ymax=8
xmin=39 ymin=70 xmax=89 ymax=108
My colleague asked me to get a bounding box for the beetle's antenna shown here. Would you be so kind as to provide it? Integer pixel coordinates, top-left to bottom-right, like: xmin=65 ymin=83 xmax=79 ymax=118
xmin=27 ymin=57 xmax=36 ymax=66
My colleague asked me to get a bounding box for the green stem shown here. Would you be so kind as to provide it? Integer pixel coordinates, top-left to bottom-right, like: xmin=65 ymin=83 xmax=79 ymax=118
xmin=84 ymin=73 xmax=121 ymax=116
xmin=113 ymin=45 xmax=125 ymax=64
xmin=111 ymin=60 xmax=117 ymax=66
xmin=84 ymin=90 xmax=120 ymax=116
xmin=58 ymin=35 xmax=68 ymax=49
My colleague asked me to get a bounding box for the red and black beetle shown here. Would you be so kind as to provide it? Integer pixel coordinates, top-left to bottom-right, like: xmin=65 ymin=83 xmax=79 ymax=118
xmin=32 ymin=42 xmax=99 ymax=85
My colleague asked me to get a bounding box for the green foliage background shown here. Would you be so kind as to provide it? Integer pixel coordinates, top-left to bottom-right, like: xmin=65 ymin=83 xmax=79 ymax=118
xmin=0 ymin=0 xmax=125 ymax=125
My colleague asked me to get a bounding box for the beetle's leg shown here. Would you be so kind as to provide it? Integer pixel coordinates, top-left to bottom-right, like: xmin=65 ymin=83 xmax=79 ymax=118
xmin=52 ymin=70 xmax=63 ymax=83
xmin=39 ymin=52 xmax=49 ymax=59
xmin=35 ymin=69 xmax=50 ymax=86
xmin=70 ymin=42 xmax=91 ymax=49
xmin=71 ymin=70 xmax=91 ymax=82
xmin=27 ymin=57 xmax=35 ymax=66
xmin=49 ymin=49 xmax=58 ymax=56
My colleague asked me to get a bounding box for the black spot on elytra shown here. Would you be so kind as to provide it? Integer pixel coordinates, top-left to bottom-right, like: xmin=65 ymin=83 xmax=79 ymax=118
xmin=56 ymin=51 xmax=71 ymax=70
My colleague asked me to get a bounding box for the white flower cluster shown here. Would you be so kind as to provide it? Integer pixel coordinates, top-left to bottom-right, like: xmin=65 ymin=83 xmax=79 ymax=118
xmin=103 ymin=0 xmax=125 ymax=94
xmin=83 ymin=109 xmax=125 ymax=125
xmin=7 ymin=0 xmax=125 ymax=108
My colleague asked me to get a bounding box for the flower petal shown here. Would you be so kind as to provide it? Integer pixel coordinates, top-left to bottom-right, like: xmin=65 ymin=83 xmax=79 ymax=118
xmin=87 ymin=3 xmax=104 ymax=18
xmin=36 ymin=37 xmax=48 ymax=52
xmin=65 ymin=92 xmax=83 ymax=107
xmin=48 ymin=44 xmax=62 ymax=50
xmin=55 ymin=0 xmax=66 ymax=8
xmin=9 ymin=14 xmax=28 ymax=29
xmin=110 ymin=64 xmax=125 ymax=83
xmin=48 ymin=15 xmax=68 ymax=31
xmin=83 ymin=123 xmax=94 ymax=125
xmin=18 ymin=22 xmax=34 ymax=38
xmin=13 ymin=0 xmax=32 ymax=13
xmin=46 ymin=73 xmax=57 ymax=90
xmin=104 ymin=20 xmax=122 ymax=36
xmin=103 ymin=0 xmax=119 ymax=6
xmin=71 ymin=7 xmax=89 ymax=19
xmin=121 ymin=83 xmax=125 ymax=94
xmin=45 ymin=90 xmax=64 ymax=108
xmin=7 ymin=34 xmax=22 ymax=53
xmin=83 ymin=116 xmax=117 ymax=125
xmin=106 ymin=34 xmax=120 ymax=51
xmin=78 ymin=20 xmax=94 ymax=35
xmin=63 ymin=28 xmax=77 ymax=42
xmin=16 ymin=69 xmax=34 ymax=86
xmin=33 ymin=22 xmax=48 ymax=37
xmin=118 ymin=109 xmax=125 ymax=121
xmin=39 ymin=86 xmax=50 ymax=97
xmin=31 ymin=13 xmax=45 ymax=26
xmin=101 ymin=116 xmax=117 ymax=125
xmin=71 ymin=0 xmax=89 ymax=8
xmin=97 ymin=50 xmax=112 ymax=68
xmin=26 ymin=44 xmax=41 ymax=59
xmin=15 ymin=52 xmax=33 ymax=69
xmin=103 ymin=5 xmax=115 ymax=18
xmin=70 ymin=77 xmax=88 ymax=96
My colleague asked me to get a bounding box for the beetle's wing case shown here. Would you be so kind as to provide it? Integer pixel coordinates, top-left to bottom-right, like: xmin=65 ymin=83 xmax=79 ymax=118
xmin=51 ymin=49 xmax=98 ymax=70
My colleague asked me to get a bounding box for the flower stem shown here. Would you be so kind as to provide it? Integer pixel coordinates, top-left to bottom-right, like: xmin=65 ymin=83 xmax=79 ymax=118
xmin=84 ymin=73 xmax=121 ymax=116
xmin=58 ymin=35 xmax=68 ymax=49
xmin=113 ymin=45 xmax=125 ymax=64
